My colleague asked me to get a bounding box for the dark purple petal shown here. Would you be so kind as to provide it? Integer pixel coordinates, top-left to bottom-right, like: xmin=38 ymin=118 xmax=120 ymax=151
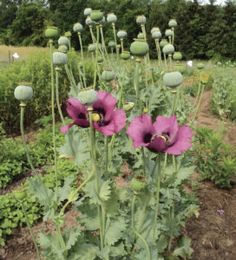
xmin=153 ymin=115 xmax=179 ymax=145
xmin=93 ymin=109 xmax=126 ymax=136
xmin=127 ymin=114 xmax=155 ymax=148
xmin=93 ymin=91 xmax=117 ymax=119
xmin=66 ymin=98 xmax=89 ymax=127
xmin=165 ymin=126 xmax=192 ymax=155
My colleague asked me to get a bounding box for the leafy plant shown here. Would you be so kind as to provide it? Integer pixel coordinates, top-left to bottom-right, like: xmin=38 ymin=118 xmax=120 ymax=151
xmin=193 ymin=127 xmax=236 ymax=188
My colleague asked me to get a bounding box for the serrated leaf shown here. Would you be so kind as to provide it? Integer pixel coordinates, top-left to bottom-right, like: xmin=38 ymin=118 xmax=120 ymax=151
xmin=69 ymin=243 xmax=99 ymax=260
xmin=172 ymin=236 xmax=193 ymax=258
xmin=99 ymin=180 xmax=111 ymax=201
xmin=59 ymin=126 xmax=90 ymax=165
xmin=105 ymin=217 xmax=127 ymax=246
xmin=57 ymin=176 xmax=75 ymax=202
xmin=64 ymin=228 xmax=81 ymax=250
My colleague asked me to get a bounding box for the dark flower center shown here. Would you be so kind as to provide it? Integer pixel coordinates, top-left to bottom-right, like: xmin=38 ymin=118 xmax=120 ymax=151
xmin=78 ymin=113 xmax=86 ymax=119
xmin=143 ymin=133 xmax=152 ymax=143
xmin=95 ymin=107 xmax=106 ymax=116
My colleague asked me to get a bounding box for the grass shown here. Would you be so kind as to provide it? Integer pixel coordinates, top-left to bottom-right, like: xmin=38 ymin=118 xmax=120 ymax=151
xmin=0 ymin=45 xmax=48 ymax=63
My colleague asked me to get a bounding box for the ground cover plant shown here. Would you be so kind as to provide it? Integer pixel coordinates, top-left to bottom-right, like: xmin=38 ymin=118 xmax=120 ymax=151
xmin=1 ymin=3 xmax=236 ymax=260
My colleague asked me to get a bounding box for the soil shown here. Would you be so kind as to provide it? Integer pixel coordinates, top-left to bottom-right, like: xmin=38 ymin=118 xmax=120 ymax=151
xmin=1 ymin=90 xmax=236 ymax=260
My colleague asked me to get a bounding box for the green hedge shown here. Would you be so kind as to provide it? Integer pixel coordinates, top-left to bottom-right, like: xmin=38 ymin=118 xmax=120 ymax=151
xmin=0 ymin=51 xmax=79 ymax=134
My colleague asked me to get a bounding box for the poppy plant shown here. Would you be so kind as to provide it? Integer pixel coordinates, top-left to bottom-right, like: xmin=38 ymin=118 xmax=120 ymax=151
xmin=127 ymin=114 xmax=192 ymax=155
xmin=61 ymin=91 xmax=126 ymax=136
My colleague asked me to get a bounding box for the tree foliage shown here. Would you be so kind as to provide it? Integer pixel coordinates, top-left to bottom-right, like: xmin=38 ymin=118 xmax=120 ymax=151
xmin=0 ymin=0 xmax=236 ymax=59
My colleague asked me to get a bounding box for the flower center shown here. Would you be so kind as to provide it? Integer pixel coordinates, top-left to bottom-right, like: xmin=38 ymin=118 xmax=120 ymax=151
xmin=143 ymin=133 xmax=152 ymax=143
xmin=78 ymin=113 xmax=86 ymax=119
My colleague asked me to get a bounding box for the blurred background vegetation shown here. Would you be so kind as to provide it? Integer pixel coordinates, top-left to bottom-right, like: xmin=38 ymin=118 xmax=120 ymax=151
xmin=0 ymin=0 xmax=236 ymax=60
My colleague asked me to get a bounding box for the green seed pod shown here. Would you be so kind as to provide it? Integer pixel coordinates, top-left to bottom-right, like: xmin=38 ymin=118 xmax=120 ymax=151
xmin=101 ymin=70 xmax=116 ymax=82
xmin=73 ymin=22 xmax=83 ymax=33
xmin=14 ymin=85 xmax=33 ymax=101
xmin=162 ymin=44 xmax=175 ymax=55
xmin=137 ymin=33 xmax=144 ymax=39
xmin=165 ymin=29 xmax=173 ymax=37
xmin=152 ymin=31 xmax=162 ymax=39
xmin=58 ymin=45 xmax=68 ymax=53
xmin=45 ymin=26 xmax=59 ymax=39
xmin=173 ymin=52 xmax=183 ymax=61
xmin=84 ymin=8 xmax=92 ymax=16
xmin=108 ymin=41 xmax=116 ymax=48
xmin=120 ymin=51 xmax=131 ymax=60
xmin=107 ymin=13 xmax=117 ymax=23
xmin=77 ymin=89 xmax=98 ymax=105
xmin=160 ymin=39 xmax=168 ymax=48
xmin=53 ymin=51 xmax=68 ymax=65
xmin=163 ymin=71 xmax=183 ymax=88
xmin=64 ymin=31 xmax=72 ymax=37
xmin=86 ymin=16 xmax=94 ymax=26
xmin=117 ymin=30 xmax=127 ymax=39
xmin=130 ymin=40 xmax=149 ymax=57
xmin=58 ymin=36 xmax=70 ymax=47
xmin=151 ymin=27 xmax=160 ymax=34
xmin=90 ymin=10 xmax=104 ymax=22
xmin=168 ymin=19 xmax=177 ymax=28
xmin=88 ymin=43 xmax=96 ymax=52
xmin=123 ymin=102 xmax=134 ymax=111
xmin=197 ymin=63 xmax=204 ymax=70
xmin=136 ymin=15 xmax=146 ymax=25
xmin=130 ymin=177 xmax=146 ymax=192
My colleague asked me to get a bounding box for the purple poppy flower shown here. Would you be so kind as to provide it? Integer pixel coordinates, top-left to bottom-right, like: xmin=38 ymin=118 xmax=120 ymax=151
xmin=92 ymin=91 xmax=126 ymax=136
xmin=60 ymin=97 xmax=89 ymax=134
xmin=127 ymin=114 xmax=192 ymax=155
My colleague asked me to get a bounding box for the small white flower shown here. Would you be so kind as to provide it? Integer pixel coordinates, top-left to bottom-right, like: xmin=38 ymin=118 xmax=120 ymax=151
xmin=187 ymin=60 xmax=193 ymax=67
xmin=12 ymin=52 xmax=20 ymax=59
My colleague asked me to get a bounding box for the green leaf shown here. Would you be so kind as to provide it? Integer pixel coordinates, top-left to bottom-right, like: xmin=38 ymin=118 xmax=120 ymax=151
xmin=105 ymin=217 xmax=127 ymax=246
xmin=59 ymin=126 xmax=90 ymax=165
xmin=99 ymin=180 xmax=112 ymax=202
xmin=172 ymin=236 xmax=193 ymax=258
xmin=70 ymin=243 xmax=99 ymax=260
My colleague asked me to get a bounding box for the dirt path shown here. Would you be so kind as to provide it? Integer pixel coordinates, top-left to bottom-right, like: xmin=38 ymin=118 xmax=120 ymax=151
xmin=186 ymin=90 xmax=236 ymax=260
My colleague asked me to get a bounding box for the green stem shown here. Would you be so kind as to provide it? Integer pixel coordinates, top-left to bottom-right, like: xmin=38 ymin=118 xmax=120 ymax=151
xmin=132 ymin=195 xmax=151 ymax=260
xmin=55 ymin=67 xmax=65 ymax=125
xmin=171 ymin=90 xmax=178 ymax=115
xmin=141 ymin=148 xmax=146 ymax=175
xmin=134 ymin=59 xmax=141 ymax=110
xmin=64 ymin=64 xmax=77 ymax=93
xmin=88 ymin=109 xmax=104 ymax=250
xmin=105 ymin=136 xmax=109 ymax=173
xmin=49 ymin=40 xmax=58 ymax=189
xmin=89 ymin=25 xmax=96 ymax=43
xmin=20 ymin=104 xmax=35 ymax=172
xmin=55 ymin=223 xmax=67 ymax=258
xmin=112 ymin=23 xmax=118 ymax=58
xmin=18 ymin=107 xmax=40 ymax=259
xmin=78 ymin=32 xmax=87 ymax=88
xmin=93 ymin=25 xmax=100 ymax=89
